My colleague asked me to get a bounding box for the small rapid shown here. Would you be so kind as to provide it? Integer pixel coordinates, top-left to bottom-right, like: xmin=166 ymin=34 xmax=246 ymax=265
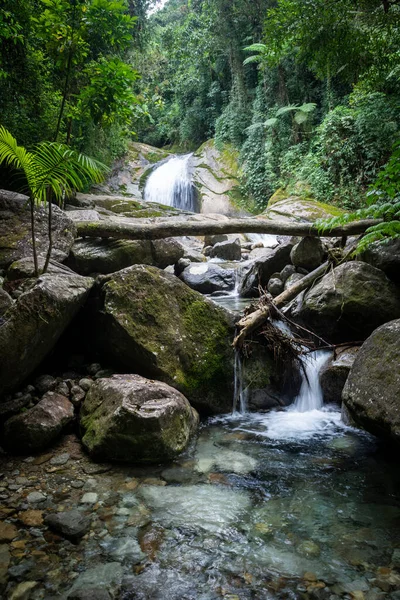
xmin=144 ymin=153 xmax=198 ymax=212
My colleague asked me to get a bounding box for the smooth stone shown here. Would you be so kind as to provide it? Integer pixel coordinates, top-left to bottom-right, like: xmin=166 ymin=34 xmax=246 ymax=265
xmin=49 ymin=453 xmax=70 ymax=466
xmin=45 ymin=510 xmax=91 ymax=541
xmin=80 ymin=493 xmax=98 ymax=504
xmin=27 ymin=492 xmax=46 ymax=503
xmin=66 ymin=562 xmax=123 ymax=598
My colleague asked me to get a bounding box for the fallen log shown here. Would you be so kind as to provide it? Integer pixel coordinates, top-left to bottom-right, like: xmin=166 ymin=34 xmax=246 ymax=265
xmin=233 ymin=260 xmax=330 ymax=348
xmin=76 ymin=217 xmax=382 ymax=241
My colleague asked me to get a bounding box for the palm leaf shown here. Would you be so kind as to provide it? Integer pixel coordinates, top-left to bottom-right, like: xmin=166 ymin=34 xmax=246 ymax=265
xmin=243 ymin=55 xmax=263 ymax=66
xmin=276 ymin=105 xmax=299 ymax=116
xmin=243 ymin=43 xmax=267 ymax=53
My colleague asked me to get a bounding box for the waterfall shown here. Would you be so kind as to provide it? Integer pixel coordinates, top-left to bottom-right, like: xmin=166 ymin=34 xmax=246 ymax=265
xmin=246 ymin=233 xmax=279 ymax=248
xmin=293 ymin=350 xmax=330 ymax=413
xmin=144 ymin=154 xmax=198 ymax=212
xmin=233 ymin=349 xmax=247 ymax=414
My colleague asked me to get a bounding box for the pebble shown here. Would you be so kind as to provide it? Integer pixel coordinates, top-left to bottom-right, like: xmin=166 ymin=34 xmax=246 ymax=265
xmin=50 ymin=453 xmax=70 ymax=466
xmin=9 ymin=581 xmax=38 ymax=600
xmin=71 ymin=480 xmax=85 ymax=489
xmin=80 ymin=493 xmax=98 ymax=504
xmin=18 ymin=510 xmax=44 ymax=527
xmin=0 ymin=521 xmax=18 ymax=541
xmin=27 ymin=491 xmax=46 ymax=503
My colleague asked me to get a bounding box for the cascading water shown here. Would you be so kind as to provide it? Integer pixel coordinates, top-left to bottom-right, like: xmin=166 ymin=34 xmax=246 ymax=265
xmin=246 ymin=233 xmax=279 ymax=248
xmin=144 ymin=153 xmax=198 ymax=212
xmin=233 ymin=349 xmax=247 ymax=414
xmin=293 ymin=350 xmax=330 ymax=413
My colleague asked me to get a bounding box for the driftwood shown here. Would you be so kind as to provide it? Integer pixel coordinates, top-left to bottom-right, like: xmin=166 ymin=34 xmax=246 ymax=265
xmin=233 ymin=261 xmax=330 ymax=348
xmin=76 ymin=217 xmax=382 ymax=241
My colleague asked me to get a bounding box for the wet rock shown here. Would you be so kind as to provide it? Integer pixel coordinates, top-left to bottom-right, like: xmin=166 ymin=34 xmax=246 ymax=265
xmin=280 ymin=264 xmax=296 ymax=283
xmin=174 ymin=257 xmax=191 ymax=276
xmin=342 ymin=319 xmax=400 ymax=445
xmin=297 ymin=540 xmax=321 ymax=557
xmin=91 ymin=265 xmax=237 ymax=413
xmin=361 ymin=237 xmax=400 ymax=283
xmin=0 ymin=394 xmax=31 ymax=420
xmin=99 ymin=536 xmax=146 ymax=563
xmin=209 ymin=238 xmax=241 ymax=261
xmin=284 ymin=272 xmax=304 ymax=290
xmin=34 ymin=375 xmax=57 ymax=395
xmin=45 ymin=510 xmax=91 ymax=541
xmin=0 ymin=543 xmax=10 ymax=585
xmin=3 ymin=394 xmax=74 ymax=453
xmin=0 ymin=189 xmax=76 ymax=269
xmin=180 ymin=262 xmax=235 ymax=294
xmin=8 ymin=581 xmax=38 ymax=600
xmin=151 ymin=238 xmax=184 ymax=269
xmin=267 ymin=277 xmax=284 ymax=297
xmin=26 ymin=491 xmax=46 ymax=503
xmin=79 ymin=379 xmax=93 ymax=392
xmin=68 ymin=590 xmax=111 ymax=600
xmin=0 ymin=287 xmax=13 ymax=318
xmin=18 ymin=510 xmax=43 ymax=527
xmin=320 ymin=347 xmax=359 ymax=404
xmin=293 ymin=262 xmax=400 ymax=342
xmin=240 ymin=238 xmax=295 ymax=297
xmin=392 ymin=548 xmax=400 ymax=570
xmin=204 ymin=234 xmax=229 ymax=246
xmin=80 ymin=493 xmax=98 ymax=504
xmin=290 ymin=236 xmax=325 ymax=271
xmin=71 ymin=386 xmax=85 ymax=406
xmin=49 ymin=453 xmax=70 ymax=466
xmin=80 ymin=374 xmax=199 ymax=463
xmin=0 ymin=521 xmax=18 ymax=541
xmin=0 ymin=271 xmax=93 ymax=399
xmin=66 ymin=562 xmax=123 ymax=599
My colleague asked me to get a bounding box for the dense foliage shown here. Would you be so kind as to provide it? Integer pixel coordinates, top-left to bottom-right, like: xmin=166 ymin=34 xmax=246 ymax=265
xmin=1 ymin=0 xmax=400 ymax=227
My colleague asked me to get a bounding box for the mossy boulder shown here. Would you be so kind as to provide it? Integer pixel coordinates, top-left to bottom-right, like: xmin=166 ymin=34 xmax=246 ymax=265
xmin=293 ymin=261 xmax=400 ymax=342
xmin=290 ymin=236 xmax=326 ymax=271
xmin=80 ymin=374 xmax=199 ymax=463
xmin=360 ymin=237 xmax=400 ymax=283
xmin=263 ymin=194 xmax=344 ymax=223
xmin=0 ymin=189 xmax=76 ymax=269
xmin=0 ymin=271 xmax=93 ymax=399
xmin=342 ymin=319 xmax=400 ymax=445
xmin=320 ymin=346 xmax=359 ymax=405
xmin=91 ymin=265 xmax=236 ymax=414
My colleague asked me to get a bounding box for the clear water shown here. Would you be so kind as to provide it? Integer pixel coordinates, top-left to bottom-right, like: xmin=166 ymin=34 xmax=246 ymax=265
xmin=144 ymin=154 xmax=198 ymax=212
xmin=117 ymin=415 xmax=400 ymax=599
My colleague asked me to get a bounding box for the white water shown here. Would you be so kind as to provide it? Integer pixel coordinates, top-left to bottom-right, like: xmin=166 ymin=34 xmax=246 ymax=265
xmin=246 ymin=233 xmax=279 ymax=247
xmin=233 ymin=349 xmax=247 ymax=414
xmin=144 ymin=154 xmax=197 ymax=212
xmin=293 ymin=350 xmax=331 ymax=412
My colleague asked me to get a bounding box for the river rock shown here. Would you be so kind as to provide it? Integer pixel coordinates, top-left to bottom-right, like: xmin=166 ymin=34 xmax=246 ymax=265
xmin=342 ymin=319 xmax=400 ymax=445
xmin=204 ymin=234 xmax=228 ymax=246
xmin=80 ymin=374 xmax=199 ymax=462
xmin=284 ymin=272 xmax=304 ymax=290
xmin=0 ymin=189 xmax=76 ymax=269
xmin=66 ymin=238 xmax=154 ymax=275
xmin=320 ymin=347 xmax=359 ymax=404
xmin=90 ymin=265 xmax=237 ymax=413
xmin=151 ymin=238 xmax=184 ymax=268
xmin=293 ymin=262 xmax=400 ymax=342
xmin=361 ymin=237 xmax=400 ymax=283
xmin=209 ymin=238 xmax=241 ymax=261
xmin=66 ymin=562 xmax=123 ymax=599
xmin=179 ymin=262 xmax=235 ymax=294
xmin=267 ymin=277 xmax=284 ymax=297
xmin=45 ymin=510 xmax=91 ymax=541
xmin=239 ymin=237 xmax=295 ymax=297
xmin=0 ymin=288 xmax=13 ymax=318
xmin=263 ymin=192 xmax=345 ymax=223
xmin=2 ymin=393 xmax=74 ymax=453
xmin=0 ymin=271 xmax=93 ymax=399
xmin=290 ymin=236 xmax=325 ymax=271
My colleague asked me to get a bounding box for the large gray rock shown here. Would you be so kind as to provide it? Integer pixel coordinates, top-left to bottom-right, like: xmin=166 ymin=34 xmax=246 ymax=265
xmin=209 ymin=238 xmax=241 ymax=261
xmin=179 ymin=262 xmax=235 ymax=294
xmin=239 ymin=237 xmax=295 ymax=297
xmin=91 ymin=265 xmax=236 ymax=413
xmin=293 ymin=261 xmax=400 ymax=342
xmin=80 ymin=374 xmax=199 ymax=463
xmin=320 ymin=347 xmax=359 ymax=404
xmin=361 ymin=238 xmax=400 ymax=283
xmin=2 ymin=393 xmax=74 ymax=453
xmin=290 ymin=236 xmax=325 ymax=271
xmin=342 ymin=319 xmax=400 ymax=445
xmin=45 ymin=510 xmax=91 ymax=541
xmin=0 ymin=288 xmax=13 ymax=318
xmin=0 ymin=189 xmax=76 ymax=269
xmin=66 ymin=237 xmax=184 ymax=276
xmin=0 ymin=271 xmax=93 ymax=399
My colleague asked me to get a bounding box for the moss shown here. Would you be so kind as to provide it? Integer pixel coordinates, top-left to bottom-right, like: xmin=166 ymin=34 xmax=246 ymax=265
xmin=268 ymin=188 xmax=288 ymax=205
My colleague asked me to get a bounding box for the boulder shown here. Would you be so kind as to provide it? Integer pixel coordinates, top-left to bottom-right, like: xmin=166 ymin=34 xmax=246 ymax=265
xmin=267 ymin=277 xmax=284 ymax=297
xmin=361 ymin=238 xmax=400 ymax=283
xmin=342 ymin=319 xmax=400 ymax=445
xmin=284 ymin=273 xmax=305 ymax=290
xmin=293 ymin=262 xmax=400 ymax=342
xmin=0 ymin=271 xmax=93 ymax=399
xmin=179 ymin=262 xmax=235 ymax=294
xmin=204 ymin=234 xmax=229 ymax=246
xmin=290 ymin=236 xmax=325 ymax=271
xmin=2 ymin=393 xmax=74 ymax=453
xmin=151 ymin=238 xmax=184 ymax=269
xmin=0 ymin=189 xmax=76 ymax=269
xmin=280 ymin=264 xmax=296 ymax=283
xmin=66 ymin=239 xmax=154 ymax=275
xmin=209 ymin=238 xmax=241 ymax=261
xmin=0 ymin=288 xmax=13 ymax=318
xmin=90 ymin=265 xmax=236 ymax=413
xmin=320 ymin=347 xmax=359 ymax=404
xmin=239 ymin=237 xmax=295 ymax=297
xmin=80 ymin=374 xmax=199 ymax=462
xmin=263 ymin=193 xmax=345 ymax=223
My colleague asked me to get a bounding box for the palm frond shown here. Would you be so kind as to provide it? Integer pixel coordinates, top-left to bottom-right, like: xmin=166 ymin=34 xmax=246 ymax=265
xmin=0 ymin=125 xmax=34 ymax=180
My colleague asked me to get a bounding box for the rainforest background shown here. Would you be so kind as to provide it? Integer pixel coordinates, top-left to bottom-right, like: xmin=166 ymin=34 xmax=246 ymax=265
xmin=1 ymin=0 xmax=399 ymax=212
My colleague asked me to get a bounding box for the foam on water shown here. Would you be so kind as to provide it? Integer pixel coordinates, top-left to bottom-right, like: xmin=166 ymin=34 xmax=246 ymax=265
xmin=246 ymin=233 xmax=279 ymax=247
